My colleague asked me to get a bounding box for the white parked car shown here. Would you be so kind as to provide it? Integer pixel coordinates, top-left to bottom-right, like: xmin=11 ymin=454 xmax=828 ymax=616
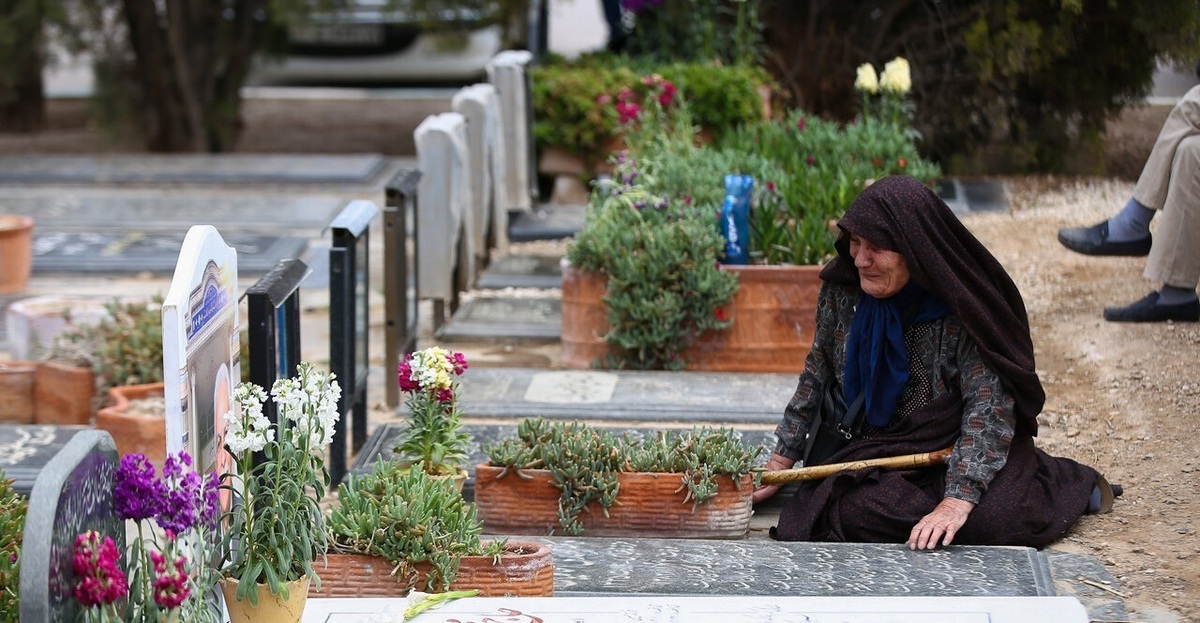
xmin=249 ymin=0 xmax=511 ymax=85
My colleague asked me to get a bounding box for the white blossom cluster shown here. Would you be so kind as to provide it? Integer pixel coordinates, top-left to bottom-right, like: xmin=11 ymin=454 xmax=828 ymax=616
xmin=224 ymin=383 xmax=273 ymax=455
xmin=272 ymin=361 xmax=342 ymax=448
xmin=855 ymin=56 xmax=911 ymax=95
xmin=407 ymin=346 xmax=458 ymax=392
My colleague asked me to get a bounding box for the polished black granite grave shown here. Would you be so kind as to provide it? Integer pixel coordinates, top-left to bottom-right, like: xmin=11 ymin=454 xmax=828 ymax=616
xmin=436 ymin=296 xmax=561 ymax=342
xmin=0 ymin=154 xmax=391 ymax=186
xmin=32 ymin=231 xmax=308 ymax=274
xmin=0 ymin=424 xmax=89 ymax=496
xmin=475 ymin=254 xmax=563 ymax=289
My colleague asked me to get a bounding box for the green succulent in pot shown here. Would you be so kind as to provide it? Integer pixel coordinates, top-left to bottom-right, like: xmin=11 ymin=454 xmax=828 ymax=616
xmin=392 ymin=346 xmax=472 ymax=479
xmin=0 ymin=469 xmax=26 ymax=623
xmin=326 ymin=460 xmax=504 ymax=591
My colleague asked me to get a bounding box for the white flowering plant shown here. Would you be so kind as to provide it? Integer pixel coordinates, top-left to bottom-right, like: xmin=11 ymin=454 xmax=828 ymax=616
xmin=855 ymin=56 xmax=915 ymax=130
xmin=218 ymin=361 xmax=341 ymax=606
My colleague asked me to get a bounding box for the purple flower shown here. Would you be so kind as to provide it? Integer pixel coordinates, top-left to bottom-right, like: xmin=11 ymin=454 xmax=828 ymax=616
xmin=157 ymin=455 xmax=202 ymax=534
xmin=200 ymin=471 xmax=221 ymax=528
xmin=114 ymin=454 xmax=164 ymax=521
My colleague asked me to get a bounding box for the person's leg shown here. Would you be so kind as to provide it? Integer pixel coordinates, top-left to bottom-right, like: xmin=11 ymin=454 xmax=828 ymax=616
xmin=1104 ymin=133 xmax=1200 ymax=322
xmin=1059 ymin=85 xmax=1200 ymax=255
xmin=602 ymin=0 xmax=625 ymax=51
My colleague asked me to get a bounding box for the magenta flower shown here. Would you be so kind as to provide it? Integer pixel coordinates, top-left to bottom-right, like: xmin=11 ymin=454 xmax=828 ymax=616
xmin=806 ymin=155 xmax=816 ymax=166
xmin=72 ymin=531 xmax=128 ymax=608
xmin=150 ymin=550 xmax=191 ymax=610
xmin=616 ymin=101 xmax=641 ymax=124
xmin=797 ymin=117 xmax=807 ymax=131
xmin=113 ymin=454 xmax=164 ymax=521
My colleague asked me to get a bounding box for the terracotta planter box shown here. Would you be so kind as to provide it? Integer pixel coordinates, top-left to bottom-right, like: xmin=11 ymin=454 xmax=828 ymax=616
xmin=309 ymin=539 xmax=554 ymax=598
xmin=33 ymin=361 xmax=96 ymax=425
xmin=0 ymin=361 xmax=38 ymax=423
xmin=474 ymin=464 xmax=753 ymax=539
xmin=96 ymin=382 xmax=167 ymax=467
xmin=561 ymin=263 xmax=822 ymax=374
xmin=0 ymin=215 xmax=33 ymax=295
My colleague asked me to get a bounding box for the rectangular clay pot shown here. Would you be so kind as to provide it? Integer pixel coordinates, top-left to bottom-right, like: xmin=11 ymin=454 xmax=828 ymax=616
xmin=474 ymin=464 xmax=753 ymax=538
xmin=0 ymin=361 xmax=38 ymax=423
xmin=33 ymin=361 xmax=96 ymax=425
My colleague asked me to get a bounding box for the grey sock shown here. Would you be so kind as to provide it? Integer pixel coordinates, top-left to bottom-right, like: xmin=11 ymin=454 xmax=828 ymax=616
xmin=1107 ymin=198 xmax=1154 ymax=242
xmin=1157 ymin=285 xmax=1198 ymax=306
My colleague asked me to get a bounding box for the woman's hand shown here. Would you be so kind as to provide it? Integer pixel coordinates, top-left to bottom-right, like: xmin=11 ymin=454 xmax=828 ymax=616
xmin=752 ymin=453 xmax=796 ymax=504
xmin=907 ymin=497 xmax=975 ymax=550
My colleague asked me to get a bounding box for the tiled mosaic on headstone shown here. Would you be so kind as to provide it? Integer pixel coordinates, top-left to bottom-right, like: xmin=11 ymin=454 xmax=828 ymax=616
xmin=0 ymin=424 xmax=89 ymax=496
xmin=20 ymin=430 xmax=123 ymax=623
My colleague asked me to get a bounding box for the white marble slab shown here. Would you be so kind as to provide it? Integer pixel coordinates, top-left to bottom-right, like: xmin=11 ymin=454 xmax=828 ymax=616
xmin=302 ymin=595 xmax=1089 ymax=623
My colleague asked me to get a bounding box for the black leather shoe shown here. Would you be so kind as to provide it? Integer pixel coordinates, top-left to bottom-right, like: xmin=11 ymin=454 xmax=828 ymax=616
xmin=1104 ymin=291 xmax=1200 ymax=322
xmin=1057 ymin=221 xmax=1152 ymax=256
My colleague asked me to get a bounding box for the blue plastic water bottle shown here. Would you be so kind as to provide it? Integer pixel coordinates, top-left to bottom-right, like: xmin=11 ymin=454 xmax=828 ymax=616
xmin=720 ymin=174 xmax=754 ymax=264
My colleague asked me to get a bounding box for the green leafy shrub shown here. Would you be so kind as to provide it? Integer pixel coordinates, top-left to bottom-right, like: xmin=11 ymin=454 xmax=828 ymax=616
xmin=327 ymin=461 xmax=504 ymax=592
xmin=46 ymin=297 xmax=165 ymax=400
xmin=0 ymin=469 xmax=26 ymax=623
xmin=484 ymin=418 xmax=761 ymax=536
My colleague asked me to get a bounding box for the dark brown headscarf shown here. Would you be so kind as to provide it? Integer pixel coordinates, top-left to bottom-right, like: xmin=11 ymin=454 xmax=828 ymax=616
xmin=820 ymin=175 xmax=1044 ymax=436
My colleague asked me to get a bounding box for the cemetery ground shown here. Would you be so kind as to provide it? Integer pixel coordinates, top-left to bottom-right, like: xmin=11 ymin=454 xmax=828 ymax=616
xmin=2 ymin=97 xmax=1198 ymax=622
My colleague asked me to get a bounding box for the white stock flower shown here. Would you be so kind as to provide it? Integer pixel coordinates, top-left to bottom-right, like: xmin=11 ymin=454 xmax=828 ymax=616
xmin=855 ymin=63 xmax=879 ymax=94
xmin=880 ymin=56 xmax=911 ymax=94
xmin=225 ymin=383 xmax=272 ymax=454
xmin=272 ymin=362 xmax=341 ymax=449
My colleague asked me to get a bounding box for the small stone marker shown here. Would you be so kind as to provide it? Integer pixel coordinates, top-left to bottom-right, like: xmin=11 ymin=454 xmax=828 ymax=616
xmin=524 ymin=371 xmax=618 ymax=404
xmin=162 ymin=225 xmax=240 ymax=481
xmin=20 ymin=429 xmax=122 ymax=623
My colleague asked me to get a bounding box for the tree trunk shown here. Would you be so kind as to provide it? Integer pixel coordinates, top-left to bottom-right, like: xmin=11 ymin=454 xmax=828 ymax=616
xmin=119 ymin=0 xmax=269 ymax=152
xmin=0 ymin=0 xmax=47 ymax=132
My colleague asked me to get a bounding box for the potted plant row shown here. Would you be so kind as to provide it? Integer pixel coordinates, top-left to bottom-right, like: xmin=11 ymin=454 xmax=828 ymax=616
xmin=560 ymin=59 xmax=941 ymax=374
xmin=475 ymin=418 xmax=762 ymax=538
xmin=315 ymin=459 xmax=554 ymax=598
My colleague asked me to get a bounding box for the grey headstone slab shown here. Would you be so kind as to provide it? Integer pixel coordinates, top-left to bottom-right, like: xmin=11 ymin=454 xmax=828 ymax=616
xmin=456 ymin=367 xmax=796 ymax=423
xmin=32 ymin=231 xmax=309 ymax=275
xmin=508 ymin=203 xmax=586 ymax=242
xmin=0 ymin=425 xmax=90 ymax=496
xmin=0 ymin=154 xmax=391 ymax=186
xmin=475 ymin=254 xmax=563 ymax=289
xmin=962 ymin=179 xmax=1009 ymax=212
xmin=0 ymin=195 xmax=348 ymax=232
xmin=20 ymin=429 xmax=123 ymax=623
xmin=436 ymin=296 xmax=561 ymax=342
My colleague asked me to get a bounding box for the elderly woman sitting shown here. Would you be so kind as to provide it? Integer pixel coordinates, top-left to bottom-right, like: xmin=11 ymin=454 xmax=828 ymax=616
xmin=754 ymin=175 xmax=1116 ymax=549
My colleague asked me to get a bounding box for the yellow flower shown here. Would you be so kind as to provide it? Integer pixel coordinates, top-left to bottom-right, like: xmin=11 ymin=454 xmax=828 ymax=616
xmin=880 ymin=56 xmax=911 ymax=94
xmin=855 ymin=63 xmax=879 ymax=94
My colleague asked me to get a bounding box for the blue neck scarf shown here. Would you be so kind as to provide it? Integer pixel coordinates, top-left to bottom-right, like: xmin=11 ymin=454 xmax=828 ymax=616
xmin=844 ymin=281 xmax=951 ymax=427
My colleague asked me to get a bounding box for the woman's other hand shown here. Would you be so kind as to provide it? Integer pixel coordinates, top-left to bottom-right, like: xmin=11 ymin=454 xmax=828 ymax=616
xmin=907 ymin=497 xmax=975 ymax=550
xmin=752 ymin=453 xmax=796 ymax=504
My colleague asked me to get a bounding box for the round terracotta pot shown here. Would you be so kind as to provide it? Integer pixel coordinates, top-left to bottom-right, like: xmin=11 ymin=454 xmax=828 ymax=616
xmin=474 ymin=464 xmax=754 ymax=539
xmin=95 ymin=381 xmax=166 ymax=467
xmin=310 ymin=539 xmax=554 ymax=598
xmin=221 ymin=576 xmax=310 ymax=623
xmin=0 ymin=215 xmax=33 ymax=295
xmin=0 ymin=361 xmax=38 ymax=423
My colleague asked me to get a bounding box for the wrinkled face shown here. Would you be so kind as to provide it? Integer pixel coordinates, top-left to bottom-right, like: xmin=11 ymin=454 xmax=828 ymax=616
xmin=849 ymin=233 xmax=910 ymax=298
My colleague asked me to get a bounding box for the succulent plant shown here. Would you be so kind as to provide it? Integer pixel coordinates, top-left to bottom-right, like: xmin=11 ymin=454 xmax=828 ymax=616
xmin=0 ymin=469 xmax=27 ymax=623
xmin=45 ymin=297 xmax=165 ymax=400
xmin=484 ymin=418 xmax=761 ymax=535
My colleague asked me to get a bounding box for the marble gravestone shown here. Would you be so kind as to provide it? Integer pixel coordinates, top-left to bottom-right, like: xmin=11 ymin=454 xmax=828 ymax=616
xmin=451 ymin=83 xmax=503 ymax=259
xmin=486 ymin=50 xmax=536 ymax=217
xmin=20 ymin=430 xmax=123 ymax=623
xmin=414 ymin=112 xmax=475 ymax=307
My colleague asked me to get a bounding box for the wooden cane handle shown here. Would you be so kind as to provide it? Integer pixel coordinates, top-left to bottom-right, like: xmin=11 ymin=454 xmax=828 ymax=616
xmin=758 ymin=446 xmax=954 ymax=485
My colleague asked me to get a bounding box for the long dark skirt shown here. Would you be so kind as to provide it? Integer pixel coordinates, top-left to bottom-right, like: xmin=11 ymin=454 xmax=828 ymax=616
xmin=772 ymin=395 xmax=1100 ymax=547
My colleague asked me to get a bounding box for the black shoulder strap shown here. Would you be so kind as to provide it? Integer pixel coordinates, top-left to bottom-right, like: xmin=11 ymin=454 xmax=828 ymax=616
xmin=836 ymin=390 xmax=867 ymax=439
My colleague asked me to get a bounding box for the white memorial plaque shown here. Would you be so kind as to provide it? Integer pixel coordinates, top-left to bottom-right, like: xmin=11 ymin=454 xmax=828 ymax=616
xmin=302 ymin=595 xmax=1089 ymax=623
xmin=523 ymin=371 xmax=618 ymax=404
xmin=162 ymin=225 xmax=240 ymax=487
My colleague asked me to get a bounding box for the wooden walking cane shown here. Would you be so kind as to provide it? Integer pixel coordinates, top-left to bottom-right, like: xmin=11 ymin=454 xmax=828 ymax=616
xmin=758 ymin=447 xmax=954 ymax=484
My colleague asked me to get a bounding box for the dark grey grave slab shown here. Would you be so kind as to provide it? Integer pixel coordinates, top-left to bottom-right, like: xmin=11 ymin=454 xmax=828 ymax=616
xmin=31 ymin=231 xmax=308 ymax=275
xmin=475 ymin=254 xmax=563 ymax=289
xmin=436 ymin=296 xmax=561 ymax=343
xmin=0 ymin=154 xmax=390 ymax=186
xmin=0 ymin=425 xmax=90 ymax=496
xmin=0 ymin=195 xmax=348 ymax=232
xmin=20 ymin=429 xmax=123 ymax=623
xmin=351 ymin=422 xmax=779 ymax=503
xmin=536 ymin=537 xmax=1126 ymax=620
xmin=454 ymin=367 xmax=796 ymax=423
xmin=508 ymin=203 xmax=586 ymax=242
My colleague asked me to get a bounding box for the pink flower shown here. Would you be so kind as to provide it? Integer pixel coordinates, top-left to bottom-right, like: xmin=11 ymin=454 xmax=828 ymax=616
xmin=766 ymin=181 xmax=777 ymax=192
xmin=658 ymin=82 xmax=677 ymax=108
xmin=596 ymin=93 xmax=612 ymax=106
xmin=72 ymin=531 xmax=128 ymax=608
xmin=616 ymin=101 xmax=641 ymax=124
xmin=806 ymin=155 xmax=816 ymax=166
xmin=150 ymin=550 xmax=191 ymax=610
xmin=797 ymin=117 xmax=807 ymax=131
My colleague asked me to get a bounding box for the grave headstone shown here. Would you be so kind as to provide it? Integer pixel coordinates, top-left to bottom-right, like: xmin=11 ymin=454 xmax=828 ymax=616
xmin=452 ymin=83 xmax=503 ymax=259
xmin=162 ymin=226 xmax=239 ymax=483
xmin=414 ymin=112 xmax=474 ymax=326
xmin=486 ymin=50 xmax=536 ymax=216
xmin=383 ymin=169 xmax=421 ymax=409
xmin=19 ymin=429 xmax=122 ymax=623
